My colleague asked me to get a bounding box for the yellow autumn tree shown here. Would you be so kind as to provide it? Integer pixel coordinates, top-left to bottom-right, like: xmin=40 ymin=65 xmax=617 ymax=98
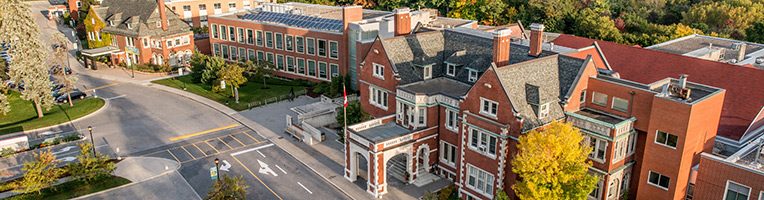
xmin=511 ymin=121 xmax=598 ymax=200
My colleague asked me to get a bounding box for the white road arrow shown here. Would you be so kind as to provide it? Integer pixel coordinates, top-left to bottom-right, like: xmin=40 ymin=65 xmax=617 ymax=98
xmin=257 ymin=160 xmax=278 ymax=177
xmin=220 ymin=160 xmax=232 ymax=171
xmin=57 ymin=156 xmax=77 ymax=162
xmin=53 ymin=146 xmax=75 ymax=155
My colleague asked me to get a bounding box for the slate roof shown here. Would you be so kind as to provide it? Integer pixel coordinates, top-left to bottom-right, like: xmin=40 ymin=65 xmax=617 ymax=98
xmin=96 ymin=0 xmax=191 ymax=37
xmin=494 ymin=54 xmax=587 ymax=129
xmin=553 ymin=34 xmax=764 ymax=141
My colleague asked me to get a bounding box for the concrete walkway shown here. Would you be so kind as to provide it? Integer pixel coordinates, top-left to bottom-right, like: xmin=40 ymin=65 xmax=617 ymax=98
xmin=74 ymin=157 xmax=200 ymax=200
xmin=147 ymin=83 xmax=374 ymax=200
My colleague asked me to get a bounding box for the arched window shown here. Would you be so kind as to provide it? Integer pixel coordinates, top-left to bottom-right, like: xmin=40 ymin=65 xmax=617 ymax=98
xmin=608 ymin=178 xmax=620 ymax=199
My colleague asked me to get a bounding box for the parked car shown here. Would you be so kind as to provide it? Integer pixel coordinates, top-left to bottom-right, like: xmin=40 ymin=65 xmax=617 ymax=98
xmin=56 ymin=89 xmax=86 ymax=103
xmin=49 ymin=65 xmax=72 ymax=75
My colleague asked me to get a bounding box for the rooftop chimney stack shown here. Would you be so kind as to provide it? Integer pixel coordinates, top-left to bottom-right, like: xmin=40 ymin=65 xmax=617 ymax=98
xmin=736 ymin=43 xmax=747 ymax=63
xmin=529 ymin=23 xmax=545 ymax=57
xmin=679 ymin=74 xmax=688 ymax=89
xmin=157 ymin=0 xmax=168 ymax=31
xmin=393 ymin=7 xmax=411 ymax=36
xmin=492 ymin=28 xmax=512 ymax=67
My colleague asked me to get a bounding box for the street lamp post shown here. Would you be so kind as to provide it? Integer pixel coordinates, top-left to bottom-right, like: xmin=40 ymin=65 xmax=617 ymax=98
xmin=214 ymin=158 xmax=220 ymax=181
xmin=88 ymin=126 xmax=96 ymax=156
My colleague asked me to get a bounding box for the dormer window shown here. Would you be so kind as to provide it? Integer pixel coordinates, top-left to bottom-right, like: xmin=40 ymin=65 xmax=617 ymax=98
xmin=423 ymin=65 xmax=432 ymax=79
xmin=127 ymin=23 xmax=132 ymax=29
xmin=468 ymin=69 xmax=478 ymax=82
xmin=156 ymin=21 xmax=161 ymax=28
xmin=446 ymin=63 xmax=456 ymax=76
xmin=108 ymin=20 xmax=114 ymax=26
xmin=91 ymin=18 xmax=95 ymax=25
xmin=538 ymin=103 xmax=550 ymax=119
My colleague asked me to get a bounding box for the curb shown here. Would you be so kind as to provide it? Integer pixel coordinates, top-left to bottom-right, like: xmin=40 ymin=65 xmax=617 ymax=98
xmin=4 ymin=97 xmax=110 ymax=138
xmin=148 ymin=83 xmax=362 ymax=200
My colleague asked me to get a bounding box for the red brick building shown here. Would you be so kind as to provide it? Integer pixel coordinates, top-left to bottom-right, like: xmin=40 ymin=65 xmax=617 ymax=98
xmin=345 ymin=22 xmax=728 ymax=200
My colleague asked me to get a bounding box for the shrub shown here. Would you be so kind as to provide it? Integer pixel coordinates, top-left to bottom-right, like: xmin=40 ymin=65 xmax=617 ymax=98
xmin=0 ymin=148 xmax=16 ymax=158
xmin=129 ymin=64 xmax=172 ymax=73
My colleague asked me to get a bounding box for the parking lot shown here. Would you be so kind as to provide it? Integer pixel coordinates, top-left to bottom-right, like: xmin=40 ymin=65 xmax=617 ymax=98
xmin=140 ymin=128 xmax=265 ymax=164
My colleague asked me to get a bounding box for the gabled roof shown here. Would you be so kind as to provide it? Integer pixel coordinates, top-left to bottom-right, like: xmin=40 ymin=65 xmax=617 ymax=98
xmin=96 ymin=0 xmax=191 ymax=37
xmin=552 ymin=34 xmax=764 ymax=141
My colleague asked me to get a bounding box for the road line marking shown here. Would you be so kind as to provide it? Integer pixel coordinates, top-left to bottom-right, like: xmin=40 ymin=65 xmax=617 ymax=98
xmin=105 ymin=94 xmax=127 ymax=100
xmin=180 ymin=146 xmax=196 ymax=160
xmin=297 ymin=182 xmax=313 ymax=194
xmin=229 ymin=135 xmax=246 ymax=146
xmin=169 ymin=124 xmax=240 ymax=141
xmin=242 ymin=131 xmax=260 ymax=143
xmin=218 ymin=138 xmax=234 ymax=149
xmin=257 ymin=150 xmax=266 ymax=158
xmin=205 ymin=141 xmax=220 ymax=153
xmin=230 ymin=144 xmax=274 ymax=156
xmin=232 ymin=156 xmax=283 ymax=200
xmin=90 ymin=82 xmax=119 ymax=90
xmin=275 ymin=165 xmax=287 ymax=175
xmin=166 ymin=149 xmax=180 ymax=162
xmin=192 ymin=143 xmax=207 ymax=157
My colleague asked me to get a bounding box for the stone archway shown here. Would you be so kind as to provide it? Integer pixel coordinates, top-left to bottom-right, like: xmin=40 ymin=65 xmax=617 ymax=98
xmin=385 ymin=153 xmax=410 ymax=185
xmin=416 ymin=144 xmax=430 ymax=177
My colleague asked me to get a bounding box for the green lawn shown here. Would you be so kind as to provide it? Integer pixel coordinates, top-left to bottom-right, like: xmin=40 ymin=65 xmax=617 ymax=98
xmin=152 ymin=75 xmax=307 ymax=111
xmin=8 ymin=175 xmax=131 ymax=200
xmin=0 ymin=92 xmax=105 ymax=135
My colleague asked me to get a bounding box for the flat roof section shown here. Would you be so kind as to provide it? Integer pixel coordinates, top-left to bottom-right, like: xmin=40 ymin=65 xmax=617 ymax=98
xmin=354 ymin=122 xmax=411 ymax=144
xmin=573 ymin=109 xmax=626 ymax=125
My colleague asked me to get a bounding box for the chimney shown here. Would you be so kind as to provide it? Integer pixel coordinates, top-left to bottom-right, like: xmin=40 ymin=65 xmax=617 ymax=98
xmin=492 ymin=28 xmax=512 ymax=67
xmin=157 ymin=0 xmax=168 ymax=31
xmin=342 ymin=5 xmax=363 ymax=30
xmin=528 ymin=23 xmax=545 ymax=57
xmin=394 ymin=7 xmax=411 ymax=36
xmin=736 ymin=42 xmax=747 ymax=63
xmin=679 ymin=74 xmax=688 ymax=89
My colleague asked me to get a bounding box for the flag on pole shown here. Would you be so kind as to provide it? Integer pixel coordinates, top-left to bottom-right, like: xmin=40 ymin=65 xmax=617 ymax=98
xmin=343 ymin=84 xmax=348 ymax=108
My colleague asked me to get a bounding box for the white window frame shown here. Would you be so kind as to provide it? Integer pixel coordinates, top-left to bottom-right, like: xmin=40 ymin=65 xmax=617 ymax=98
xmin=439 ymin=141 xmax=457 ymax=167
xmin=655 ymin=130 xmax=678 ymax=149
xmin=468 ymin=69 xmax=478 ymax=82
xmin=586 ymin=135 xmax=607 ymax=163
xmin=265 ymin=31 xmax=273 ymax=48
xmin=275 ymin=32 xmax=283 ymax=50
xmin=446 ymin=63 xmax=456 ymax=76
xmin=759 ymin=191 xmax=763 ymax=200
xmin=372 ymin=63 xmax=384 ymax=79
xmin=296 ymin=36 xmax=305 ymax=54
xmin=445 ymin=109 xmax=458 ymax=132
xmin=255 ymin=30 xmax=263 ymax=47
xmin=423 ymin=65 xmax=432 ymax=79
xmin=246 ymin=29 xmax=254 ymax=45
xmin=612 ymin=97 xmax=629 ymax=112
xmin=329 ymin=40 xmax=339 ymax=59
xmin=592 ymin=92 xmax=608 ymax=106
xmin=466 ymin=164 xmax=494 ymax=199
xmin=285 ymin=34 xmax=294 ymax=52
xmin=317 ymin=39 xmax=327 ymax=57
xmin=479 ymin=98 xmax=498 ymax=118
xmin=368 ymin=86 xmax=388 ymax=110
xmin=590 ymin=176 xmax=603 ymax=199
xmin=647 ymin=171 xmax=670 ymax=191
xmin=723 ymin=180 xmax=751 ymax=200
xmin=538 ymin=103 xmax=549 ymax=119
xmin=580 ymin=89 xmax=587 ymax=106
xmin=468 ymin=128 xmax=497 ymax=158
xmin=306 ymin=37 xmax=316 ymax=55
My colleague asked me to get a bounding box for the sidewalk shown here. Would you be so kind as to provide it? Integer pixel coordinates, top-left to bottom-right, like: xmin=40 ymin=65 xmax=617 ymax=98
xmin=147 ymin=82 xmax=373 ymax=200
xmin=74 ymin=157 xmax=200 ymax=200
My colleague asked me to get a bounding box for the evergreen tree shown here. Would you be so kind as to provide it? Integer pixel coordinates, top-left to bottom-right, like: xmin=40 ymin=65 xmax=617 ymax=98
xmin=511 ymin=121 xmax=598 ymax=200
xmin=0 ymin=0 xmax=56 ymax=118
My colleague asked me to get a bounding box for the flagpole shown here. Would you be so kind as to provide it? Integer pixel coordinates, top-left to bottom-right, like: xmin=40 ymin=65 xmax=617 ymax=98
xmin=343 ymin=84 xmax=348 ymax=144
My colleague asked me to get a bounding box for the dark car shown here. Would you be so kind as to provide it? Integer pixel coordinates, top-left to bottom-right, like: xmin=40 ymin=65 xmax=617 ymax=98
xmin=49 ymin=65 xmax=72 ymax=75
xmin=56 ymin=90 xmax=86 ymax=103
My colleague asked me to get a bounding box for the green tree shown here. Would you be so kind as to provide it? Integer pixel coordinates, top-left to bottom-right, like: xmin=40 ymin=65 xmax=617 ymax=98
xmin=511 ymin=121 xmax=598 ymax=200
xmin=206 ymin=174 xmax=248 ymax=200
xmin=15 ymin=150 xmax=65 ymax=194
xmin=201 ymin=57 xmax=226 ymax=85
xmin=0 ymin=0 xmax=55 ymax=118
xmin=746 ymin=21 xmax=764 ymax=43
xmin=495 ymin=189 xmax=510 ymax=200
xmin=242 ymin=60 xmax=274 ymax=89
xmin=67 ymin=142 xmax=116 ymax=182
xmin=216 ymin=63 xmax=247 ymax=99
xmin=190 ymin=51 xmax=209 ymax=83
xmin=52 ymin=32 xmax=78 ymax=107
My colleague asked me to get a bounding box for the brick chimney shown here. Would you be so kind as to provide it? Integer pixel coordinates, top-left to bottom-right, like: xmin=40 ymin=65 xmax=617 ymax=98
xmin=393 ymin=7 xmax=411 ymax=36
xmin=157 ymin=0 xmax=168 ymax=31
xmin=342 ymin=5 xmax=363 ymax=30
xmin=492 ymin=28 xmax=512 ymax=67
xmin=528 ymin=23 xmax=545 ymax=57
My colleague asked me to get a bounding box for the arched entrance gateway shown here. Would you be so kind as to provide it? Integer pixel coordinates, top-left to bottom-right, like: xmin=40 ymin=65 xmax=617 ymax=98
xmin=344 ymin=116 xmax=438 ymax=198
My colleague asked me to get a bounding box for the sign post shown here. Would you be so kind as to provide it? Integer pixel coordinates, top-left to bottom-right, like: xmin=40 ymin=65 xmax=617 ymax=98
xmin=209 ymin=166 xmax=218 ymax=180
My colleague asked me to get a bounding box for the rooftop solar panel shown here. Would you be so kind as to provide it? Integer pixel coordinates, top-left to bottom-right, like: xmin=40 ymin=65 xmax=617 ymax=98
xmin=240 ymin=12 xmax=344 ymax=32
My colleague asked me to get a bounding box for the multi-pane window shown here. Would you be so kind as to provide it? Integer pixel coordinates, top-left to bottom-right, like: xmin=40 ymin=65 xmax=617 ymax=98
xmin=256 ymin=31 xmax=263 ymax=46
xmin=212 ymin=43 xmax=220 ymax=57
xmin=247 ymin=49 xmax=255 ymax=61
xmin=286 ymin=35 xmax=294 ymax=51
xmin=587 ymin=136 xmax=607 ymax=162
xmin=580 ymin=90 xmax=587 ymax=106
xmin=228 ymin=3 xmax=236 ymax=8
xmin=468 ymin=69 xmax=478 ymax=82
xmin=246 ymin=29 xmax=254 ymax=44
xmin=446 ymin=63 xmax=456 ymax=76
xmin=445 ymin=109 xmax=458 ymax=132
xmin=480 ymin=98 xmax=498 ymax=118
xmin=423 ymin=65 xmax=432 ymax=79
xmin=276 ymin=55 xmax=284 ymax=70
xmin=237 ymin=28 xmax=245 ymax=43
xmin=317 ymin=39 xmax=327 ymax=57
xmin=211 ymin=24 xmax=219 ymax=39
xmin=230 ymin=46 xmax=238 ymax=61
xmin=266 ymin=53 xmax=274 ymax=65
xmin=214 ymin=3 xmax=221 ymax=9
xmin=319 ymin=62 xmax=328 ymax=79
xmin=467 ymin=165 xmax=494 ymax=198
xmin=608 ymin=178 xmax=620 ymax=199
xmin=308 ymin=60 xmax=316 ymax=76
xmin=256 ymin=51 xmax=264 ymax=62
xmin=297 ymin=58 xmax=306 ymax=74
xmin=330 ymin=64 xmax=339 ymax=77
xmin=369 ymin=86 xmax=388 ymax=109
xmin=648 ymin=171 xmax=670 ymax=190
xmin=183 ymin=5 xmax=191 ymax=11
xmin=590 ymin=177 xmax=603 ymax=199
xmin=221 ymin=44 xmax=229 ymax=59
xmin=373 ymin=63 xmax=384 ymax=79
xmin=592 ymin=92 xmax=608 ymax=106
xmin=286 ymin=56 xmax=295 ymax=72
xmin=655 ymin=130 xmax=678 ymax=148
xmin=440 ymin=142 xmax=457 ymax=166
xmin=613 ymin=132 xmax=637 ymax=163
xmin=275 ymin=33 xmax=283 ymax=50
xmin=418 ymin=108 xmax=426 ymax=126
xmin=469 ymin=128 xmax=497 ymax=157
xmin=538 ymin=103 xmax=549 ymax=119
xmin=296 ymin=36 xmax=305 ymax=53
xmin=329 ymin=41 xmax=338 ymax=59
xmin=265 ymin=32 xmax=273 ymax=48
xmin=724 ymin=181 xmax=750 ymax=200
xmin=307 ymin=38 xmax=316 ymax=55
xmin=199 ymin=4 xmax=206 ymax=11
xmin=612 ymin=97 xmax=629 ymax=112
xmin=238 ymin=47 xmax=246 ymax=62
xmin=228 ymin=26 xmax=235 ymax=42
